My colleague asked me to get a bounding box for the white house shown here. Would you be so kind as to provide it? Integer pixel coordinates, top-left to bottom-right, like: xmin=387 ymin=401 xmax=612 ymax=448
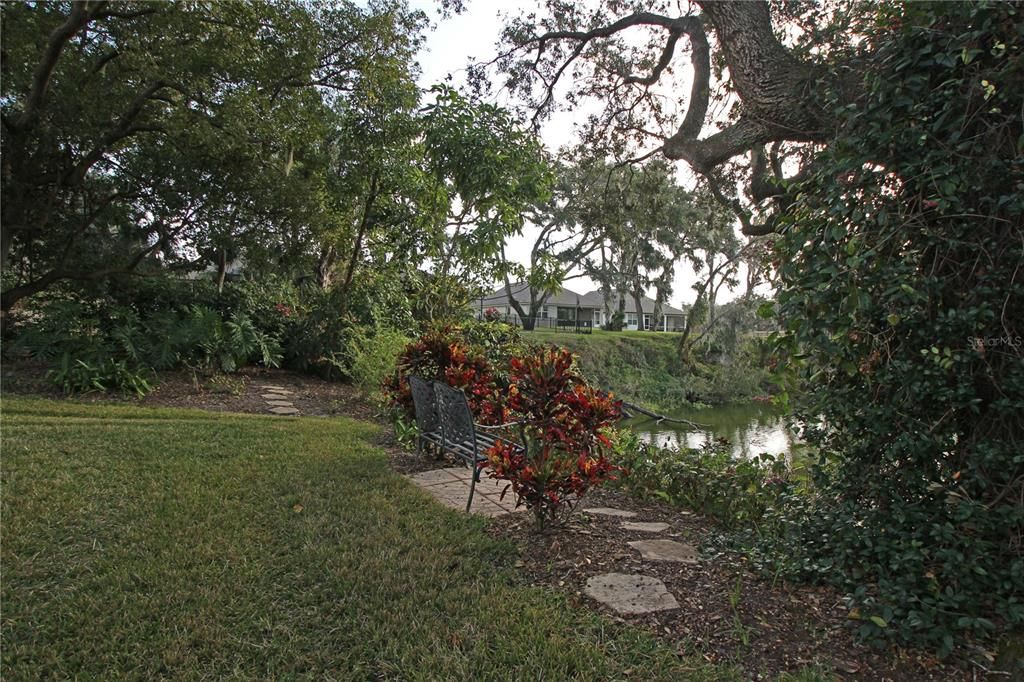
xmin=474 ymin=283 xmax=688 ymax=331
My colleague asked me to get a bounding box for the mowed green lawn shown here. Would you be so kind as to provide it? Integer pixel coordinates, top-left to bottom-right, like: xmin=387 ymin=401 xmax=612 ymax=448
xmin=1 ymin=398 xmax=736 ymax=680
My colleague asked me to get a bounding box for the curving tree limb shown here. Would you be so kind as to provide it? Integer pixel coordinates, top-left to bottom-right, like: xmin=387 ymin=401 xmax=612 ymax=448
xmin=507 ymin=0 xmax=851 ymax=235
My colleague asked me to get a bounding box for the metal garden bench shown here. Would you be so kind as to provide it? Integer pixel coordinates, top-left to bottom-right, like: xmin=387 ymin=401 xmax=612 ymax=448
xmin=408 ymin=375 xmax=524 ymax=512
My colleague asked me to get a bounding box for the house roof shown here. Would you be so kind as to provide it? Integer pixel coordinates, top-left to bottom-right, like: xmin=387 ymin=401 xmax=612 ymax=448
xmin=477 ymin=283 xmax=598 ymax=309
xmin=477 ymin=283 xmax=687 ymax=316
xmin=581 ymin=291 xmax=687 ymax=316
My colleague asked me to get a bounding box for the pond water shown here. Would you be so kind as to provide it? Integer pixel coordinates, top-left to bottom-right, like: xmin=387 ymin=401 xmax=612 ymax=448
xmin=623 ymin=401 xmax=802 ymax=460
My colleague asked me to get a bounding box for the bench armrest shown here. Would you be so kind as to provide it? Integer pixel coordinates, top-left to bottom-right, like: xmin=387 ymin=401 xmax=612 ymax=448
xmin=475 ymin=420 xmax=524 ymax=431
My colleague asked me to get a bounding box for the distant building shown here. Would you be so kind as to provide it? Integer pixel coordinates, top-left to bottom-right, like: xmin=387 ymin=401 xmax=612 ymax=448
xmin=474 ymin=283 xmax=688 ymax=331
xmin=582 ymin=291 xmax=688 ymax=331
xmin=474 ymin=283 xmax=601 ymax=328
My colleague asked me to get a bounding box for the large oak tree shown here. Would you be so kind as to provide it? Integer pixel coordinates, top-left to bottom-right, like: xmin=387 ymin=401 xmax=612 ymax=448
xmin=480 ymin=0 xmax=869 ymax=235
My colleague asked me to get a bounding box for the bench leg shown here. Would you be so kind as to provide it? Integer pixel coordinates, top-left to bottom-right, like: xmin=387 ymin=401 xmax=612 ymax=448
xmin=465 ymin=460 xmax=487 ymax=513
xmin=465 ymin=463 xmax=478 ymax=513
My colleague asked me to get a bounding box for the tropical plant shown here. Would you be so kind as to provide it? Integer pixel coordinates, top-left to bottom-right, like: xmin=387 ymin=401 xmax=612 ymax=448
xmin=487 ymin=346 xmax=621 ymax=529
xmin=384 ymin=326 xmax=507 ymax=426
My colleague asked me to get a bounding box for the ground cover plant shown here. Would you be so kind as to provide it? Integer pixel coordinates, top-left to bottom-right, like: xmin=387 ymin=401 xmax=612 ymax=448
xmin=1 ymin=397 xmax=738 ymax=680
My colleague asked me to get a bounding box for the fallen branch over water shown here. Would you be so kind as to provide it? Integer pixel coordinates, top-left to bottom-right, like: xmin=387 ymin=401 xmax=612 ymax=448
xmin=620 ymin=400 xmax=707 ymax=429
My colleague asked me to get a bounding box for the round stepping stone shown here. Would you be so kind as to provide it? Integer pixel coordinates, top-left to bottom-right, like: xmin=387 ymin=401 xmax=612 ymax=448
xmin=584 ymin=573 xmax=679 ymax=615
xmin=583 ymin=507 xmax=637 ymax=518
xmin=621 ymin=521 xmax=670 ymax=533
xmin=266 ymin=400 xmax=294 ymax=407
xmin=261 ymin=393 xmax=290 ymax=400
xmin=628 ymin=539 xmax=698 ymax=564
xmin=268 ymin=406 xmax=300 ymax=415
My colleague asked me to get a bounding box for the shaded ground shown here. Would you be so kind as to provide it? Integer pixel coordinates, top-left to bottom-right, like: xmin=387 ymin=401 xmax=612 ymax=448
xmin=1 ymin=360 xmax=378 ymax=420
xmin=487 ymin=489 xmax=976 ymax=681
xmin=1 ymin=362 xmax=983 ymax=680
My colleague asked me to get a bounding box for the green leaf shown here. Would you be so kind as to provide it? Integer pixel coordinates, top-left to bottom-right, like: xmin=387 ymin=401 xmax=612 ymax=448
xmin=869 ymin=616 xmax=888 ymax=628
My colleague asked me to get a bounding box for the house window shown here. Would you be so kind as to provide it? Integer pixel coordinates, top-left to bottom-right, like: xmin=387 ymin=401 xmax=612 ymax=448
xmin=626 ymin=313 xmax=638 ymax=327
xmin=540 ymin=306 xmax=548 ymax=319
xmin=557 ymin=307 xmax=576 ymax=321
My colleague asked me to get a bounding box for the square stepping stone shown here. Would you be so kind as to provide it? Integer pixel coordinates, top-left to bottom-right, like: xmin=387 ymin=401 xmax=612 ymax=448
xmin=260 ymin=384 xmax=286 ymax=390
xmin=266 ymin=400 xmax=294 ymax=407
xmin=583 ymin=507 xmax=637 ymax=518
xmin=585 ymin=573 xmax=679 ymax=615
xmin=407 ymin=469 xmax=462 ymax=487
xmin=628 ymin=539 xmax=698 ymax=563
xmin=261 ymin=393 xmax=291 ymax=400
xmin=621 ymin=521 xmax=670 ymax=533
xmin=268 ymin=406 xmax=300 ymax=415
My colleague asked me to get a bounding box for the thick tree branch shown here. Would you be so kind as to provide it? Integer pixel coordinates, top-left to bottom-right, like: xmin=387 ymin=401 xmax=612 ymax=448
xmin=12 ymin=2 xmax=95 ymax=132
xmin=524 ymin=13 xmax=708 ymax=128
xmin=622 ymin=28 xmax=683 ymax=87
xmin=63 ymin=80 xmax=170 ymax=188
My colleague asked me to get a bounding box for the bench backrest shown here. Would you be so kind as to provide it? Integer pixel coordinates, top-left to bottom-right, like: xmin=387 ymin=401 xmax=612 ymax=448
xmin=408 ymin=375 xmax=440 ymax=434
xmin=433 ymin=382 xmax=477 ymax=454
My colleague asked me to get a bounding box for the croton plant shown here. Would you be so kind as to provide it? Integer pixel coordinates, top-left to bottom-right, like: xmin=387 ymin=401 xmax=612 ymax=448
xmin=387 ymin=330 xmax=622 ymax=528
xmin=487 ymin=346 xmax=622 ymax=529
xmin=384 ymin=326 xmax=508 ymax=425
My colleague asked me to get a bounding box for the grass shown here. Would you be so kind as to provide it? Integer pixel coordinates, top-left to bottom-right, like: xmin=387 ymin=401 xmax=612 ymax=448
xmin=2 ymin=397 xmax=743 ymax=680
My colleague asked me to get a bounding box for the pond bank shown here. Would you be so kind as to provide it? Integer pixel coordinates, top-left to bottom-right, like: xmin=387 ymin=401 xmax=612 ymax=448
xmin=524 ymin=329 xmax=772 ymax=412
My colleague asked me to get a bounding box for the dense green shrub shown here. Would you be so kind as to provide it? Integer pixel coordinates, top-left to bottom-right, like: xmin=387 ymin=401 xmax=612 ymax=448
xmin=767 ymin=2 xmax=1024 ymax=654
xmin=10 ymin=297 xmax=281 ymax=395
xmin=345 ymin=270 xmax=418 ymax=333
xmin=346 ymin=327 xmax=411 ymax=398
xmin=610 ymin=432 xmax=793 ymax=530
xmin=281 ymin=287 xmax=353 ymax=379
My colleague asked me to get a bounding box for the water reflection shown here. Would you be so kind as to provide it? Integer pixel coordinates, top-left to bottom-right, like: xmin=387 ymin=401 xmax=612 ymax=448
xmin=624 ymin=402 xmax=800 ymax=460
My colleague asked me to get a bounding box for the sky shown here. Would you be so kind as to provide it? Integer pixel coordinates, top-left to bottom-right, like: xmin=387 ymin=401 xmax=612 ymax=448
xmin=409 ymin=0 xmax=752 ymax=307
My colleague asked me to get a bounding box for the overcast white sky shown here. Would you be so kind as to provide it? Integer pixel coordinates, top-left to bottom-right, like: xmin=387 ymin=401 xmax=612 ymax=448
xmin=410 ymin=0 xmax=750 ymax=307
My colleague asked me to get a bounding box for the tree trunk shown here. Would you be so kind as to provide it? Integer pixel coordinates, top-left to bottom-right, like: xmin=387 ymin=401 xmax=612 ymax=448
xmin=316 ymin=245 xmax=337 ymax=289
xmin=338 ymin=172 xmax=380 ymax=309
xmin=506 ymin=294 xmax=530 ymax=328
xmin=631 ymin=290 xmax=646 ymax=331
xmin=525 ymin=291 xmax=551 ymax=331
xmin=216 ymin=249 xmax=227 ymax=294
xmin=652 ymin=296 xmax=664 ymax=332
